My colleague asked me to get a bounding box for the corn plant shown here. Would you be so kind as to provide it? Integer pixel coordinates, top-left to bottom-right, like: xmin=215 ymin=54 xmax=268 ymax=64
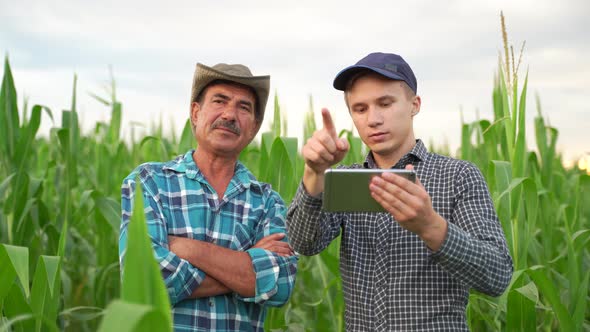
xmin=1 ymin=12 xmax=589 ymax=331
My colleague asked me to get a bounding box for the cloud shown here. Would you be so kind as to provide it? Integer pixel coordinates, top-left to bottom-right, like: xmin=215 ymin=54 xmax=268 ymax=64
xmin=1 ymin=0 xmax=588 ymax=162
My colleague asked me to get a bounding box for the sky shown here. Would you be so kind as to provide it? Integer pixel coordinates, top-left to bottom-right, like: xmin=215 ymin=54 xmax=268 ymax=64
xmin=1 ymin=0 xmax=589 ymax=164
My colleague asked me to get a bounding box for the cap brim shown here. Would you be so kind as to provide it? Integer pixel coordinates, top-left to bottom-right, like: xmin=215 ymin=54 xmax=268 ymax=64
xmin=333 ymin=65 xmax=406 ymax=91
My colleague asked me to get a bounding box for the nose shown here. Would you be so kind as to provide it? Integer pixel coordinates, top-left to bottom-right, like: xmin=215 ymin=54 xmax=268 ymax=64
xmin=220 ymin=103 xmax=239 ymax=120
xmin=367 ymin=107 xmax=383 ymax=127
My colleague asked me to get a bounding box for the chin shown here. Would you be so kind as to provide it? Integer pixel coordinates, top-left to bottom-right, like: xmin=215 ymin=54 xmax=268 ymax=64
xmin=371 ymin=145 xmax=397 ymax=156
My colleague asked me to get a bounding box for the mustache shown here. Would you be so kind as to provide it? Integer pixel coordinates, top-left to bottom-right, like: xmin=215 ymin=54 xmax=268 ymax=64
xmin=211 ymin=119 xmax=241 ymax=135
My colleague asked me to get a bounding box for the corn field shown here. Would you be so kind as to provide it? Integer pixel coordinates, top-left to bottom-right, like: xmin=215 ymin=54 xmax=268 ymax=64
xmin=1 ymin=28 xmax=589 ymax=331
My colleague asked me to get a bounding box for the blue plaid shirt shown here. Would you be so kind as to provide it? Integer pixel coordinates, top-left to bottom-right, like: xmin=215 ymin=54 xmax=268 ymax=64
xmin=119 ymin=150 xmax=298 ymax=331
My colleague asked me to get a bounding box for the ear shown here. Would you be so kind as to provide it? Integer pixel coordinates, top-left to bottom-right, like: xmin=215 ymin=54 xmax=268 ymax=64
xmin=411 ymin=95 xmax=421 ymax=116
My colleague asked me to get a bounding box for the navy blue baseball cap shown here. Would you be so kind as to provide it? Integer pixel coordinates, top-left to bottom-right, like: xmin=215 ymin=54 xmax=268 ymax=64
xmin=333 ymin=52 xmax=417 ymax=94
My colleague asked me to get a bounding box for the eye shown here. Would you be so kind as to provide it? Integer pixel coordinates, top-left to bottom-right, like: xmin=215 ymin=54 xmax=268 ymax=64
xmin=352 ymin=106 xmax=366 ymax=114
xmin=380 ymin=101 xmax=392 ymax=108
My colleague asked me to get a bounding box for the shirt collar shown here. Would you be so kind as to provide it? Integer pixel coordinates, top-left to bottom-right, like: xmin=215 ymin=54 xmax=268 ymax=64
xmin=163 ymin=150 xmax=261 ymax=188
xmin=363 ymin=139 xmax=428 ymax=169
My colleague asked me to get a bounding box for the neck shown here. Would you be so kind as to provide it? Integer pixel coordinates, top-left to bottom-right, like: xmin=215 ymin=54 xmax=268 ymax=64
xmin=193 ymin=148 xmax=238 ymax=198
xmin=373 ymin=137 xmax=417 ymax=169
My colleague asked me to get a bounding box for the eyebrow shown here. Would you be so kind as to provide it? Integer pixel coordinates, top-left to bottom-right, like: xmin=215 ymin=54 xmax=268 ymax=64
xmin=212 ymin=93 xmax=230 ymax=101
xmin=212 ymin=93 xmax=254 ymax=109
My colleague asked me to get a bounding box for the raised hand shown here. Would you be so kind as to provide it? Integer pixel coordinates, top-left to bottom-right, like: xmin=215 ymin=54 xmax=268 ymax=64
xmin=302 ymin=108 xmax=350 ymax=174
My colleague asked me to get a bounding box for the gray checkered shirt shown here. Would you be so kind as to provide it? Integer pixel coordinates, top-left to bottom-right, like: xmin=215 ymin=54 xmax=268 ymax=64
xmin=286 ymin=140 xmax=513 ymax=331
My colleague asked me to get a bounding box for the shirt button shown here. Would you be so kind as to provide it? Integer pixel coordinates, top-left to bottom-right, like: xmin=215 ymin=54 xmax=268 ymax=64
xmin=209 ymin=301 xmax=214 ymax=307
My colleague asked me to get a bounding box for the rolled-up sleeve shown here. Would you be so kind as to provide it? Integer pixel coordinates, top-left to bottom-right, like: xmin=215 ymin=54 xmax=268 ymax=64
xmin=237 ymin=191 xmax=298 ymax=306
xmin=119 ymin=167 xmax=206 ymax=305
xmin=241 ymin=248 xmax=297 ymax=306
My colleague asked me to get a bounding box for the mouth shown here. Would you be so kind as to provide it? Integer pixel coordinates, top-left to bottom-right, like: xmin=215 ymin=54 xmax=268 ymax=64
xmin=367 ymin=131 xmax=389 ymax=143
xmin=215 ymin=126 xmax=240 ymax=135
xmin=369 ymin=132 xmax=387 ymax=138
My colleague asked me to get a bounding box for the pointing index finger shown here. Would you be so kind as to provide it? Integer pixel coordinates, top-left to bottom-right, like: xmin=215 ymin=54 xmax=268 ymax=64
xmin=321 ymin=108 xmax=338 ymax=138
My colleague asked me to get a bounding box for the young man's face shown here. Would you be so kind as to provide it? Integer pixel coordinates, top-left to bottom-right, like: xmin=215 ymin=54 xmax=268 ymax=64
xmin=346 ymin=73 xmax=421 ymax=162
xmin=191 ymin=83 xmax=259 ymax=157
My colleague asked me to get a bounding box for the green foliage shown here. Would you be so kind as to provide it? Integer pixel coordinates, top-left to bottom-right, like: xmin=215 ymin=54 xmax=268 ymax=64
xmin=98 ymin=184 xmax=172 ymax=332
xmin=1 ymin=15 xmax=589 ymax=330
xmin=0 ymin=244 xmax=62 ymax=331
xmin=97 ymin=300 xmax=170 ymax=332
xmin=461 ymin=15 xmax=590 ymax=331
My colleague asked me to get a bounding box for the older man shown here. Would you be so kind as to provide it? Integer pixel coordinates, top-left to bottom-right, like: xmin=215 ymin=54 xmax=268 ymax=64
xmin=119 ymin=63 xmax=297 ymax=331
xmin=286 ymin=52 xmax=512 ymax=331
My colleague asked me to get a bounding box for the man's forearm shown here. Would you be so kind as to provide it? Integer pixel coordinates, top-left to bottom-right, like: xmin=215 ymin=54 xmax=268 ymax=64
xmin=189 ymin=275 xmax=231 ymax=298
xmin=169 ymin=237 xmax=256 ymax=297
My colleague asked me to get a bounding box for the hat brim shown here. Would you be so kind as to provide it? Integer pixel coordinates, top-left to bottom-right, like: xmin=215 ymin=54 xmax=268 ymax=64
xmin=190 ymin=63 xmax=270 ymax=124
xmin=333 ymin=65 xmax=407 ymax=91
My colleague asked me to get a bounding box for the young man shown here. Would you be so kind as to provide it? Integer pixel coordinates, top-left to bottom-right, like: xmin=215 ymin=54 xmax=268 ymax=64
xmin=286 ymin=52 xmax=512 ymax=331
xmin=119 ymin=63 xmax=297 ymax=331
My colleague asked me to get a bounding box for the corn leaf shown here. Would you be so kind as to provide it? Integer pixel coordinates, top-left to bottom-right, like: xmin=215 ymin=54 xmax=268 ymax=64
xmin=97 ymin=300 xmax=170 ymax=332
xmin=120 ymin=181 xmax=172 ymax=330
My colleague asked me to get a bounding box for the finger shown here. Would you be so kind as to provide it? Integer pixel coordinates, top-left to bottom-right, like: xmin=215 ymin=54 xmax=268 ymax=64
xmin=271 ymin=241 xmax=292 ymax=250
xmin=273 ymin=241 xmax=295 ymax=253
xmin=321 ymin=108 xmax=338 ymax=138
xmin=369 ymin=179 xmax=414 ymax=215
xmin=372 ymin=175 xmax=421 ymax=211
xmin=261 ymin=233 xmax=286 ymax=243
xmin=272 ymin=247 xmax=294 ymax=257
xmin=380 ymin=171 xmax=421 ymax=196
xmin=257 ymin=240 xmax=294 ymax=256
xmin=404 ymin=164 xmax=424 ymax=188
xmin=308 ymin=141 xmax=336 ymax=164
xmin=304 ymin=140 xmax=331 ymax=161
xmin=264 ymin=233 xmax=286 ymax=241
xmin=336 ymin=137 xmax=350 ymax=152
xmin=316 ymin=130 xmax=338 ymax=154
xmin=370 ymin=190 xmax=405 ymax=219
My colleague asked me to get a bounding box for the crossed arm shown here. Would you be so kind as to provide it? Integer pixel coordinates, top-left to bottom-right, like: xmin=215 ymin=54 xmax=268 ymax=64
xmin=168 ymin=233 xmax=293 ymax=298
xmin=120 ymin=173 xmax=297 ymax=305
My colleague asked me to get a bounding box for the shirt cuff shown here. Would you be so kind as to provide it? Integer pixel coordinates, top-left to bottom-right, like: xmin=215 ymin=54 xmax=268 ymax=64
xmin=295 ymin=181 xmax=324 ymax=208
xmin=163 ymin=252 xmax=206 ymax=305
xmin=429 ymin=221 xmax=468 ymax=266
xmin=239 ymin=248 xmax=280 ymax=303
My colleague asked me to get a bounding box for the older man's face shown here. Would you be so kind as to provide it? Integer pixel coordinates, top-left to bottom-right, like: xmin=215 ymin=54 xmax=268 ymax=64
xmin=191 ymin=83 xmax=259 ymax=157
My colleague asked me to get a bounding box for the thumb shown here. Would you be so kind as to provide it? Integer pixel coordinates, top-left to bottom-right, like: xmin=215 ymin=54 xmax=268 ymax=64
xmin=266 ymin=233 xmax=286 ymax=241
xmin=336 ymin=137 xmax=350 ymax=151
xmin=405 ymin=164 xmax=423 ymax=187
